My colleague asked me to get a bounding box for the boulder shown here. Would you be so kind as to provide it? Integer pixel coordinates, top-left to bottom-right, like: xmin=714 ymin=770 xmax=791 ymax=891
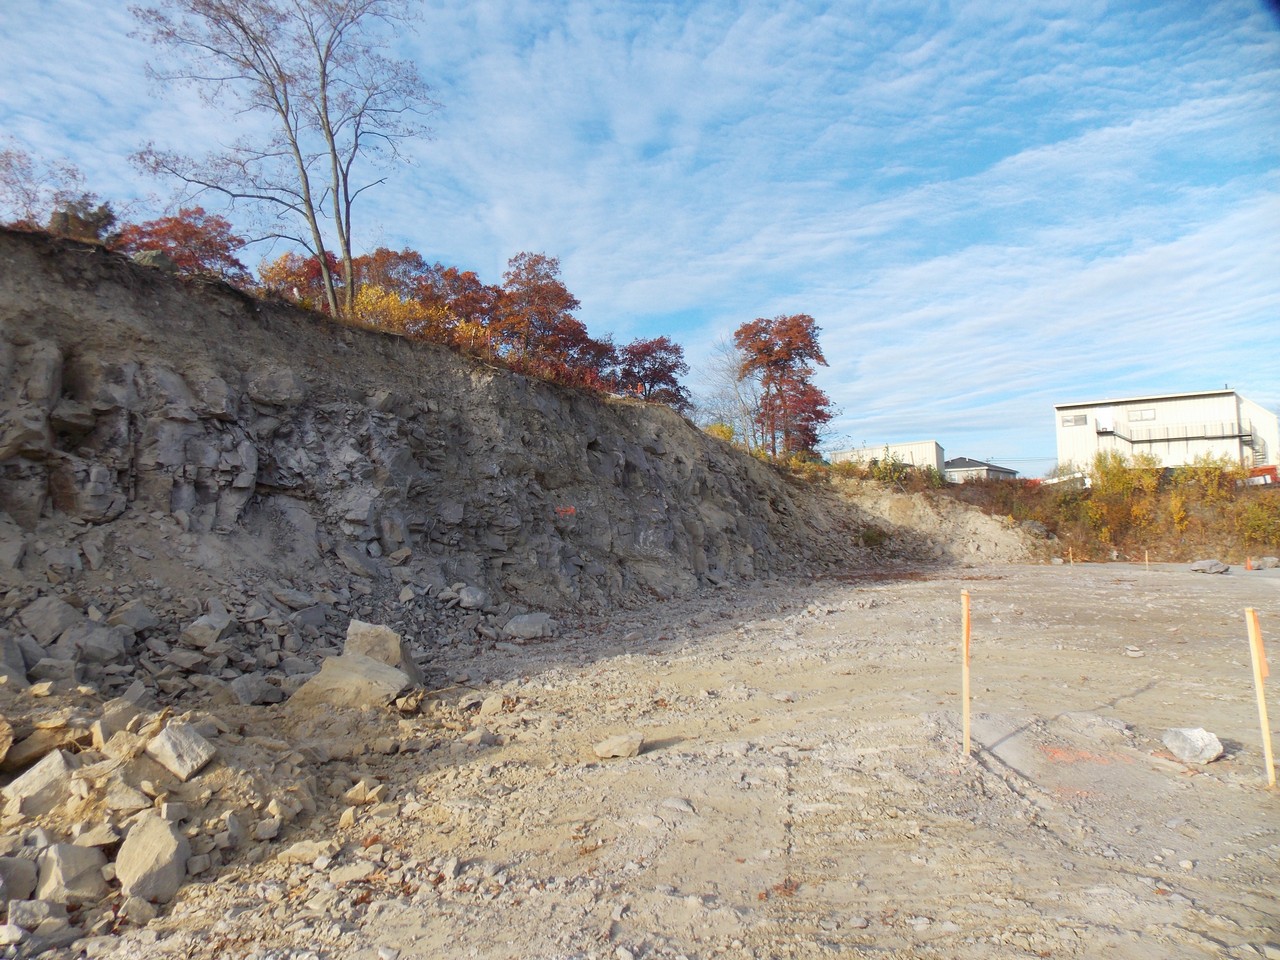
xmin=5 ymin=899 xmax=65 ymax=932
xmin=181 ymin=607 xmax=235 ymax=648
xmin=593 ymin=732 xmax=645 ymax=759
xmin=106 ymin=600 xmax=160 ymax=634
xmin=335 ymin=542 xmax=380 ymax=578
xmin=0 ymin=857 xmax=37 ymax=902
xmin=35 ymin=844 xmax=108 ymax=904
xmin=28 ymin=658 xmax=76 ymax=682
xmin=288 ymin=653 xmax=410 ymax=710
xmin=247 ymin=365 xmax=307 ymax=406
xmin=0 ymin=637 xmax=29 ymax=687
xmin=343 ymin=620 xmax=425 ymax=685
xmin=1162 ymin=728 xmax=1223 ymax=764
xmin=17 ymin=597 xmax=82 ymax=646
xmin=115 ymin=814 xmax=190 ymax=904
xmin=51 ymin=623 xmax=127 ymax=665
xmin=502 ymin=613 xmax=556 ymax=641
xmin=2 ymin=750 xmax=73 ymax=816
xmin=1189 ymin=559 xmax=1229 ymax=575
xmin=457 ymin=586 xmax=488 ymax=610
xmin=131 ymin=249 xmax=178 ymax=272
xmin=0 ymin=717 xmax=12 ymax=765
xmin=145 ymin=722 xmax=217 ymax=781
xmin=229 ymin=673 xmax=284 ymax=706
xmin=278 ymin=839 xmax=339 ymax=865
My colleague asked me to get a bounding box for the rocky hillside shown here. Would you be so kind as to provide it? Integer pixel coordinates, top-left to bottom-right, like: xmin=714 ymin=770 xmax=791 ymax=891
xmin=0 ymin=229 xmax=1031 ymax=623
xmin=0 ymin=229 xmax=1044 ymax=954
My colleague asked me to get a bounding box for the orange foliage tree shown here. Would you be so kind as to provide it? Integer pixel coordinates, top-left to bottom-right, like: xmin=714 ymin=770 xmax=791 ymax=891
xmin=258 ymin=251 xmax=343 ymax=310
xmin=114 ymin=206 xmax=249 ymax=283
xmin=495 ymin=252 xmax=614 ymax=386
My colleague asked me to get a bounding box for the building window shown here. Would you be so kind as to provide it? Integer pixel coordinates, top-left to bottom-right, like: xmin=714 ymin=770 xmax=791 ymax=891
xmin=1127 ymin=409 xmax=1156 ymax=422
xmin=1061 ymin=414 xmax=1087 ymax=427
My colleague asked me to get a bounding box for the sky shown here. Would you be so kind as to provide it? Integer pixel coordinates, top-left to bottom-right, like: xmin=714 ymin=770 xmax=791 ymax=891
xmin=2 ymin=1 xmax=1278 ymax=476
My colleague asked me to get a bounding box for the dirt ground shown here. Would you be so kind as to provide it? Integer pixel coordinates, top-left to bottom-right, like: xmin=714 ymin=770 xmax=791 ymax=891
xmin=84 ymin=562 xmax=1279 ymax=960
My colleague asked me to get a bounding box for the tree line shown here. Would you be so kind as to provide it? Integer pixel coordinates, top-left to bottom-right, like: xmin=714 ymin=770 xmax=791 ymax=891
xmin=1 ymin=0 xmax=833 ymax=456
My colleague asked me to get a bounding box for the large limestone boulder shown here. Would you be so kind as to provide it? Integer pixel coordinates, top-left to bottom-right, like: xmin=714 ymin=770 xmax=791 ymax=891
xmin=35 ymin=845 xmax=108 ymax=904
xmin=288 ymin=653 xmax=411 ymax=710
xmin=343 ymin=620 xmax=424 ymax=685
xmin=115 ymin=814 xmax=190 ymax=903
xmin=145 ymin=722 xmax=217 ymax=781
xmin=17 ymin=596 xmax=83 ymax=646
xmin=2 ymin=750 xmax=73 ymax=817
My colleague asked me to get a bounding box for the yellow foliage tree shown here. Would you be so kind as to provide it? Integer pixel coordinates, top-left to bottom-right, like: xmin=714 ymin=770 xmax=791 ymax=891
xmin=352 ymin=283 xmax=453 ymax=340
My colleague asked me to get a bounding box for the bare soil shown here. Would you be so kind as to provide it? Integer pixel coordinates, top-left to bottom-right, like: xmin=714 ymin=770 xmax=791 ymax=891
xmin=85 ymin=562 xmax=1280 ymax=960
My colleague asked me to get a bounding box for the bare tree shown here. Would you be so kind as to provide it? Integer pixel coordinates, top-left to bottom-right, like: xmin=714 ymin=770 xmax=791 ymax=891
xmin=132 ymin=0 xmax=439 ymax=316
xmin=693 ymin=337 xmax=764 ymax=453
xmin=0 ymin=138 xmax=86 ymax=227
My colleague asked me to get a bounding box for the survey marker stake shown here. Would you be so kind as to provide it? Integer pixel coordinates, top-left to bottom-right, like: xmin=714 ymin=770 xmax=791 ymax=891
xmin=962 ymin=590 xmax=972 ymax=757
xmin=1245 ymin=608 xmax=1275 ymax=788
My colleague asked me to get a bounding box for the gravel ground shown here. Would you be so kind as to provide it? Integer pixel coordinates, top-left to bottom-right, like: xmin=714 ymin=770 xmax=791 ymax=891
xmin=75 ymin=563 xmax=1280 ymax=960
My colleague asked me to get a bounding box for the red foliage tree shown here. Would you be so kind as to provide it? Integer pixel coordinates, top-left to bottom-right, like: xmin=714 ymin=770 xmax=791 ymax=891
xmin=734 ymin=314 xmax=831 ymax=457
xmin=615 ymin=336 xmax=691 ymax=411
xmin=495 ymin=252 xmax=614 ymax=386
xmin=114 ymin=206 xmax=249 ymax=282
xmin=258 ymin=250 xmax=343 ymax=310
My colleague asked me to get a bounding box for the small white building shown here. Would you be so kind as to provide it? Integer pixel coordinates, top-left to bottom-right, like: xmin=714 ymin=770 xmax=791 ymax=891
xmin=829 ymin=440 xmax=945 ymax=474
xmin=944 ymin=457 xmax=1018 ymax=482
xmin=1054 ymin=390 xmax=1278 ymax=471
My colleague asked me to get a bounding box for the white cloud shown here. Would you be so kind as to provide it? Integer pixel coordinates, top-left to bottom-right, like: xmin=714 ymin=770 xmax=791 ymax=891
xmin=2 ymin=0 xmax=1277 ymax=472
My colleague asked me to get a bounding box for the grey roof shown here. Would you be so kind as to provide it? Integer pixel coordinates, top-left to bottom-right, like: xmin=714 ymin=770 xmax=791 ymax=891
xmin=1054 ymin=389 xmax=1235 ymax=411
xmin=944 ymin=457 xmax=1017 ymax=474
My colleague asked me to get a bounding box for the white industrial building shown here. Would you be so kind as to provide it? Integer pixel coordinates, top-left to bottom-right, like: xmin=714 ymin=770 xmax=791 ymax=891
xmin=1054 ymin=390 xmax=1278 ymax=471
xmin=829 ymin=441 xmax=945 ymax=474
xmin=944 ymin=457 xmax=1018 ymax=482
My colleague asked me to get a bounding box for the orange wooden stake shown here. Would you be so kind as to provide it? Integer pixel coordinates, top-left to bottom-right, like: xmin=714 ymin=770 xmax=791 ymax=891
xmin=961 ymin=590 xmax=972 ymax=756
xmin=1245 ymin=608 xmax=1275 ymax=787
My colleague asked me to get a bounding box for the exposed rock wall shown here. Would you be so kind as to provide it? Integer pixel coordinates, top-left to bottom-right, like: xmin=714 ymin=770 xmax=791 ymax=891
xmin=0 ymin=230 xmax=893 ymax=613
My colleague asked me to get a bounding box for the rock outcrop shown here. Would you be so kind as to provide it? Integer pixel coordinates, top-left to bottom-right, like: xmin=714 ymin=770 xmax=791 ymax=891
xmin=0 ymin=229 xmax=898 ymax=617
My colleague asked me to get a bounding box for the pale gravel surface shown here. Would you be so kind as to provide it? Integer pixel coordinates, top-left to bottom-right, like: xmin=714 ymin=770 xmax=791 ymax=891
xmin=72 ymin=563 xmax=1280 ymax=960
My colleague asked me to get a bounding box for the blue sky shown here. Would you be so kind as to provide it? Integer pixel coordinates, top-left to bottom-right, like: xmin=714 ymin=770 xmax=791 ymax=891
xmin=2 ymin=1 xmax=1278 ymax=475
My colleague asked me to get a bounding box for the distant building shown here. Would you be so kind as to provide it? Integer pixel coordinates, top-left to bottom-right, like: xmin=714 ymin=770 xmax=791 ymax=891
xmin=1054 ymin=390 xmax=1278 ymax=471
xmin=829 ymin=441 xmax=945 ymax=474
xmin=944 ymin=457 xmax=1018 ymax=482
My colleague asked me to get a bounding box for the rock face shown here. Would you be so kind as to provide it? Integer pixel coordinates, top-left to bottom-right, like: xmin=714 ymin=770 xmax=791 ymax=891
xmin=0 ymin=230 xmax=1022 ymax=622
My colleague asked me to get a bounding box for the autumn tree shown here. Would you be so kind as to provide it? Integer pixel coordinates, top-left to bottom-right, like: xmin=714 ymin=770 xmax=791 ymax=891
xmin=258 ymin=250 xmax=342 ymax=309
xmin=349 ymin=247 xmax=451 ymax=338
xmin=132 ymin=0 xmax=439 ymax=316
xmin=46 ymin=198 xmax=119 ymax=244
xmin=495 ymin=252 xmax=580 ymax=361
xmin=615 ymin=336 xmax=691 ymax=412
xmin=435 ymin=267 xmax=502 ymax=355
xmin=113 ymin=206 xmax=250 ymax=282
xmin=351 ymin=282 xmax=452 ymax=338
xmin=733 ymin=314 xmax=832 ymax=457
xmin=492 ymin=252 xmax=614 ymax=385
xmin=353 ymin=247 xmax=438 ymax=303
